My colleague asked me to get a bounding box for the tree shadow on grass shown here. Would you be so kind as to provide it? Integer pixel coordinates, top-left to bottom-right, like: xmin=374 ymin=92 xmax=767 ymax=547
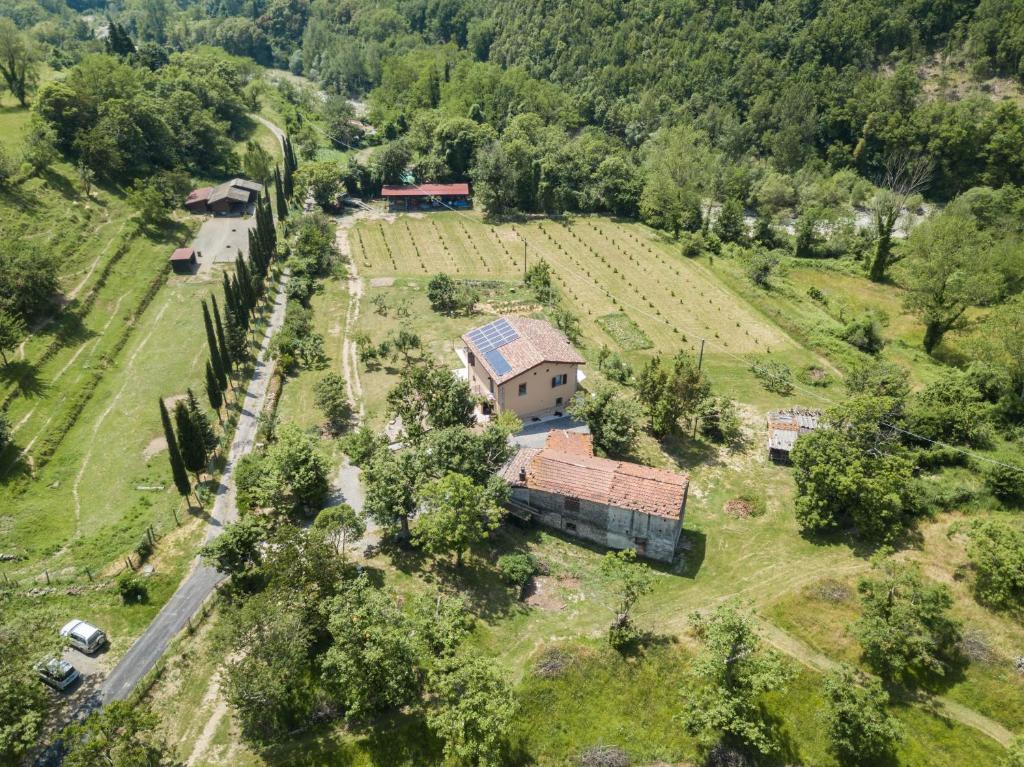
xmin=0 ymin=359 xmax=46 ymax=398
xmin=677 ymin=529 xmax=707 ymax=579
xmin=431 ymin=553 xmax=522 ymax=621
xmin=657 ymin=431 xmax=722 ymax=469
xmin=40 ymin=167 xmax=78 ymax=200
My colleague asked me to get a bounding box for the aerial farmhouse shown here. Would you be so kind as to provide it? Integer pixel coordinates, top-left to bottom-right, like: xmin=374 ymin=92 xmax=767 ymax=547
xmin=460 ymin=316 xmax=585 ymax=421
xmin=501 ymin=430 xmax=689 ymax=563
xmin=766 ymin=407 xmax=822 ymax=462
xmin=185 ymin=178 xmax=263 ymax=215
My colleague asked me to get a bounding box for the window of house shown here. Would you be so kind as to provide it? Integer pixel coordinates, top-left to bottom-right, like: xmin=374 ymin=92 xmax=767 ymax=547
xmin=489 ymin=378 xmax=494 ymax=394
xmin=518 ymin=382 xmax=527 ymax=396
xmin=564 ymin=496 xmax=579 ymax=512
xmin=467 ymin=351 xmax=475 ymax=366
xmin=551 ymin=374 xmax=568 ymax=387
xmin=555 ymin=396 xmax=563 ymax=406
xmin=565 ymin=522 xmax=577 ymax=532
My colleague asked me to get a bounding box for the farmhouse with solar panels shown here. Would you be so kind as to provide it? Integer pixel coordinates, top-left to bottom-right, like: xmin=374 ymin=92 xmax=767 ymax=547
xmin=460 ymin=316 xmax=585 ymax=420
xmin=501 ymin=430 xmax=689 ymax=562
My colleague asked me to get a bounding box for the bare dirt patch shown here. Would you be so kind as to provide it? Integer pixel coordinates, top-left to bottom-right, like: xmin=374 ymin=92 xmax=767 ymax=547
xmin=369 ymin=277 xmax=395 ymax=287
xmin=143 ymin=436 xmax=167 ymax=460
xmin=808 ymin=578 xmax=852 ymax=604
xmin=723 ymin=495 xmax=764 ymax=518
xmin=524 ymin=575 xmax=566 ymax=611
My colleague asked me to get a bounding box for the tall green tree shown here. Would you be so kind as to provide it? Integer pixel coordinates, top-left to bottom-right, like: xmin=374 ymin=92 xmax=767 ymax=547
xmin=853 ymin=557 xmax=962 ymax=682
xmin=386 ymin=362 xmax=475 ymax=443
xmin=868 ymin=154 xmax=931 ymax=282
xmin=313 ymin=372 xmax=352 ymax=435
xmin=274 ymin=165 xmax=288 ymax=219
xmin=159 ymin=397 xmax=192 ymax=501
xmin=211 ymin=296 xmax=233 ymax=376
xmin=599 ymin=549 xmax=654 ymax=649
xmin=821 ymin=665 xmax=904 ymax=764
xmin=314 ymin=504 xmax=365 ymax=554
xmin=568 ymin=383 xmax=643 ymax=455
xmin=899 ymin=212 xmax=1004 ymax=353
xmin=206 ymin=361 xmax=224 ymax=423
xmin=0 ymin=19 xmax=39 ymax=107
xmin=175 ymin=396 xmax=208 ymax=483
xmin=321 ymin=575 xmax=422 ymax=719
xmin=363 ymin=449 xmax=423 ymax=540
xmin=636 ymin=351 xmax=711 ymax=438
xmin=427 ymin=656 xmax=517 ymax=767
xmin=682 ymin=602 xmax=793 ymax=756
xmin=413 ymin=472 xmax=503 ymax=566
xmin=202 ymin=300 xmax=228 ymax=391
xmin=0 ymin=619 xmax=51 ymax=762
xmin=61 ymin=701 xmax=168 ymax=767
xmin=957 ymin=519 xmax=1024 ymax=610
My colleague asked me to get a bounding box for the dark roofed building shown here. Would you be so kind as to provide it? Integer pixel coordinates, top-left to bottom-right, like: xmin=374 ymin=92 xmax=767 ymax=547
xmin=501 ymin=430 xmax=688 ymax=562
xmin=169 ymin=247 xmax=197 ymax=273
xmin=766 ymin=407 xmax=821 ymax=462
xmin=381 ymin=183 xmax=471 ymax=211
xmin=184 ymin=178 xmax=263 ymax=215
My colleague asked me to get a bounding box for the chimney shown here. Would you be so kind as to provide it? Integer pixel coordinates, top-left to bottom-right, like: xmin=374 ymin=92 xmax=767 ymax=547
xmin=518 ymin=467 xmax=527 ymax=482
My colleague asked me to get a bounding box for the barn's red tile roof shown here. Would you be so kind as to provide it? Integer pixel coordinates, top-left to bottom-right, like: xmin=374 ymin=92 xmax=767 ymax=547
xmin=463 ymin=316 xmax=585 ymax=383
xmin=543 ymin=430 xmax=593 ymax=456
xmin=169 ymin=247 xmax=195 ymax=261
xmin=501 ymin=430 xmax=688 ymax=520
xmin=381 ymin=183 xmax=470 ymax=197
xmin=185 ymin=187 xmax=213 ymax=205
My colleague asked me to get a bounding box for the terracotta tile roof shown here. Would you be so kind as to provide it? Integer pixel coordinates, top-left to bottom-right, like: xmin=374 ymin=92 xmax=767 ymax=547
xmin=500 ymin=430 xmax=688 ymax=520
xmin=463 ymin=316 xmax=585 ymax=383
xmin=544 ymin=430 xmax=593 ymax=456
xmin=381 ymin=183 xmax=470 ymax=197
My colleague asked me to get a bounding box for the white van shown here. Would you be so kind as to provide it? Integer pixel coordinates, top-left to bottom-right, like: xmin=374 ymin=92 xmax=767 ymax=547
xmin=60 ymin=619 xmax=107 ymax=654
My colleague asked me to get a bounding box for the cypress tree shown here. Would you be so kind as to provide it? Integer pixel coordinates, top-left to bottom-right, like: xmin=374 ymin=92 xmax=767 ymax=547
xmin=160 ymin=397 xmax=191 ymax=500
xmin=186 ymin=388 xmax=218 ymax=455
xmin=274 ymin=165 xmax=288 ymax=220
xmin=222 ymin=271 xmax=238 ymax=319
xmin=205 ymin=361 xmax=223 ymax=423
xmin=283 ymin=148 xmax=294 ymax=197
xmin=211 ymin=296 xmax=232 ymax=374
xmin=230 ymin=273 xmax=249 ymax=329
xmin=247 ymin=229 xmax=263 ymax=276
xmin=202 ymin=300 xmax=228 ymax=391
xmin=174 ymin=399 xmax=205 ymax=484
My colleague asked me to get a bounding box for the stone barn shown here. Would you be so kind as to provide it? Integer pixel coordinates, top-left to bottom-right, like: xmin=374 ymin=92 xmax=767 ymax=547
xmin=501 ymin=430 xmax=688 ymax=563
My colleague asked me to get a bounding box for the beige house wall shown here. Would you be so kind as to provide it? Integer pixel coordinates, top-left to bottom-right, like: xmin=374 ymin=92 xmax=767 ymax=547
xmin=464 ymin=348 xmax=578 ymax=418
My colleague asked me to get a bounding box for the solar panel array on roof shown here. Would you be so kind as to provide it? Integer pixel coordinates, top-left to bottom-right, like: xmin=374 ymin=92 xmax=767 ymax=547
xmin=484 ymin=349 xmax=512 ymax=376
xmin=466 ymin=318 xmax=519 ymax=353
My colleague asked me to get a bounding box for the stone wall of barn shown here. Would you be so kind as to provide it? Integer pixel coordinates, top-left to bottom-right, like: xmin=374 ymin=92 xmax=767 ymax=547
xmin=510 ymin=486 xmax=682 ymax=563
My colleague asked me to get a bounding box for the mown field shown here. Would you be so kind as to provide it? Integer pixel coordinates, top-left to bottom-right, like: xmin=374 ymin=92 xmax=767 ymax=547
xmin=145 ymin=207 xmax=1024 ymax=765
xmin=0 ymin=93 xmax=281 ymax=653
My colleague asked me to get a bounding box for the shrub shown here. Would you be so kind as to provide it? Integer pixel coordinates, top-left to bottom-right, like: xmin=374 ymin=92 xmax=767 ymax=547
xmin=698 ymin=397 xmax=743 ymax=444
xmin=118 ymin=573 xmax=149 ymax=604
xmin=839 ymin=314 xmax=885 ymax=354
xmin=497 ymin=553 xmax=537 ymax=592
xmin=341 ymin=425 xmax=385 ymax=466
xmin=746 ymin=250 xmax=779 ymax=289
xmin=985 ymin=462 xmax=1024 ymax=504
xmin=750 ymin=360 xmax=793 ymax=395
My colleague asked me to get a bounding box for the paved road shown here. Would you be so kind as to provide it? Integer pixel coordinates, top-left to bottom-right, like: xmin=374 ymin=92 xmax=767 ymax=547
xmin=100 ymin=273 xmax=290 ymax=704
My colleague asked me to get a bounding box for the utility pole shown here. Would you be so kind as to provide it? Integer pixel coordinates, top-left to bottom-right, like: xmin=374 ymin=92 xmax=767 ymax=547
xmin=697 ymin=338 xmax=705 ymax=370
xmin=523 ymin=238 xmax=527 ymax=280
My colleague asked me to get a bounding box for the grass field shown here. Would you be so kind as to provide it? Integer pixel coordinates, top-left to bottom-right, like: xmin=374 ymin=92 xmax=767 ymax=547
xmin=0 ymin=91 xmax=283 ymax=661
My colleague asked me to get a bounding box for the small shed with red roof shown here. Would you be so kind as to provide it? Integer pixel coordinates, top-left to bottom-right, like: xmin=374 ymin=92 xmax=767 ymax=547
xmin=500 ymin=430 xmax=689 ymax=562
xmin=169 ymin=247 xmax=197 ymax=274
xmin=381 ymin=183 xmax=471 ymax=212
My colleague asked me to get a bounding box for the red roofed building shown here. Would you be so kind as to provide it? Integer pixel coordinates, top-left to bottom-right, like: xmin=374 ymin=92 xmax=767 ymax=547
xmin=500 ymin=430 xmax=688 ymax=562
xmin=169 ymin=247 xmax=197 ymax=274
xmin=461 ymin=316 xmax=585 ymax=420
xmin=381 ymin=183 xmax=471 ymax=211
